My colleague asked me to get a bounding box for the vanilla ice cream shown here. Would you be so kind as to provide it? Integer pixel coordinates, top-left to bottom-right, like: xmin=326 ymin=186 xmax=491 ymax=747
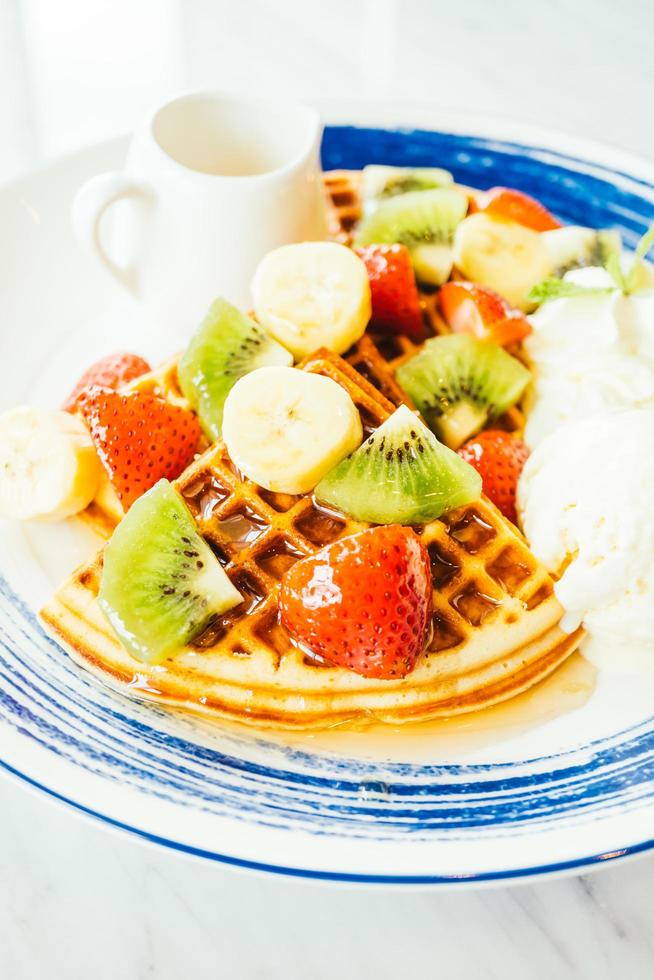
xmin=518 ymin=409 xmax=654 ymax=670
xmin=523 ymin=267 xmax=654 ymax=446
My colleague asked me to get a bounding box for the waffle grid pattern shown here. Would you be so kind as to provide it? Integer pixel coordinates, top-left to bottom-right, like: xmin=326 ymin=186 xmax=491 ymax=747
xmin=77 ymin=348 xmax=553 ymax=675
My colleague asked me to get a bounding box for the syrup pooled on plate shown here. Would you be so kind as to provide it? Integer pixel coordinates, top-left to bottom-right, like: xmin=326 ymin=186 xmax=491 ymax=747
xmin=273 ymin=652 xmax=597 ymax=763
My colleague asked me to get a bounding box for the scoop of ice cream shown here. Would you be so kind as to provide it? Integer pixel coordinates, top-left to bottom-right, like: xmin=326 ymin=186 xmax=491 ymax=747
xmin=523 ymin=268 xmax=654 ymax=447
xmin=517 ymin=408 xmax=654 ymax=671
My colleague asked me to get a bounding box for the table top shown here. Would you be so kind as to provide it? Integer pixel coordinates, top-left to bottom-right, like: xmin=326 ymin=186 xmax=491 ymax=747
xmin=2 ymin=1 xmax=654 ymax=977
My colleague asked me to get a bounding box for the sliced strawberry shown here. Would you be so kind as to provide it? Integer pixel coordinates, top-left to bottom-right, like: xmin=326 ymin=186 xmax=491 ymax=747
xmin=458 ymin=430 xmax=529 ymax=525
xmin=354 ymin=243 xmax=426 ymax=341
xmin=280 ymin=525 xmax=432 ymax=679
xmin=439 ymin=281 xmax=532 ymax=347
xmin=63 ymin=352 xmax=151 ymax=413
xmin=481 ymin=186 xmax=561 ymax=232
xmin=79 ymin=386 xmax=201 ymax=510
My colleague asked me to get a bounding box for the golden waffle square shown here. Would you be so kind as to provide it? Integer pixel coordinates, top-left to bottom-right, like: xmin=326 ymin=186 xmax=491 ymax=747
xmin=42 ymin=349 xmax=582 ymax=729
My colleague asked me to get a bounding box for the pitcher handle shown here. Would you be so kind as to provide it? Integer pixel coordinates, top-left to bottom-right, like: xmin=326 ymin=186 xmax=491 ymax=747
xmin=72 ymin=172 xmax=151 ymax=294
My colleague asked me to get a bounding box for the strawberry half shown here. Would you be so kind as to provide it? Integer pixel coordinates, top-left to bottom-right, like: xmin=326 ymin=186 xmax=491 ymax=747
xmin=438 ymin=281 xmax=532 ymax=347
xmin=481 ymin=186 xmax=562 ymax=232
xmin=79 ymin=386 xmax=201 ymax=510
xmin=355 ymin=244 xmax=425 ymax=341
xmin=63 ymin=352 xmax=152 ymax=413
xmin=280 ymin=525 xmax=432 ymax=679
xmin=458 ymin=430 xmax=529 ymax=525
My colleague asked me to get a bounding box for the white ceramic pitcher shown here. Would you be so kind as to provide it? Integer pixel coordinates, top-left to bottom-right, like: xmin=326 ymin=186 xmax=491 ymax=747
xmin=72 ymin=91 xmax=328 ymax=339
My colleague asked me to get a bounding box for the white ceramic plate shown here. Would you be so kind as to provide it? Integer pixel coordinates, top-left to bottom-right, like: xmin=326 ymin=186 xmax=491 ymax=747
xmin=2 ymin=110 xmax=654 ymax=885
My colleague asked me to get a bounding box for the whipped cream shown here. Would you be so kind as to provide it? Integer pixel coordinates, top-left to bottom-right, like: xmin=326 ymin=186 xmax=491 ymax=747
xmin=523 ymin=267 xmax=654 ymax=447
xmin=518 ymin=409 xmax=654 ymax=671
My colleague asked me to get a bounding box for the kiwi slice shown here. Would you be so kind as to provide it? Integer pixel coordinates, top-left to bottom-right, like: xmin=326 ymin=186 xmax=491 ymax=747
xmin=395 ymin=335 xmax=531 ymax=449
xmin=362 ymin=165 xmax=453 ymax=209
xmin=99 ymin=479 xmax=242 ymax=664
xmin=314 ymin=405 xmax=481 ymax=525
xmin=354 ymin=188 xmax=469 ymax=286
xmin=542 ymin=226 xmax=621 ymax=277
xmin=179 ymin=298 xmax=292 ymax=440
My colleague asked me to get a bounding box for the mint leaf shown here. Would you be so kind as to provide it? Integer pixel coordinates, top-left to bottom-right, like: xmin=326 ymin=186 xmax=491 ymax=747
xmin=604 ymin=250 xmax=627 ymax=292
xmin=633 ymin=224 xmax=654 ymax=263
xmin=528 ymin=278 xmax=614 ymax=305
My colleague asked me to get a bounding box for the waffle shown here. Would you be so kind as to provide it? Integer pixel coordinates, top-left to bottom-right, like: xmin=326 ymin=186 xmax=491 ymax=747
xmin=43 ymin=170 xmax=580 ymax=728
xmin=41 ymin=347 xmax=581 ymax=729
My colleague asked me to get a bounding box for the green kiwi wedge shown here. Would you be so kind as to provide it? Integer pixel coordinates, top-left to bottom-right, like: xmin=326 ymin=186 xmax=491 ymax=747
xmin=353 ymin=188 xmax=469 ymax=286
xmin=179 ymin=298 xmax=292 ymax=440
xmin=542 ymin=226 xmax=621 ymax=278
xmin=99 ymin=479 xmax=242 ymax=664
xmin=395 ymin=335 xmax=531 ymax=449
xmin=362 ymin=165 xmax=454 ymax=210
xmin=314 ymin=405 xmax=481 ymax=525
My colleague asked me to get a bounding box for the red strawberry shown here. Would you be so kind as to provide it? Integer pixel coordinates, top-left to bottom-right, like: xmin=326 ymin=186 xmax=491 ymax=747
xmin=481 ymin=187 xmax=561 ymax=232
xmin=439 ymin=281 xmax=532 ymax=347
xmin=63 ymin=352 xmax=151 ymax=413
xmin=79 ymin=386 xmax=201 ymax=510
xmin=280 ymin=525 xmax=432 ymax=679
xmin=458 ymin=430 xmax=529 ymax=525
xmin=466 ymin=189 xmax=482 ymax=214
xmin=355 ymin=244 xmax=425 ymax=341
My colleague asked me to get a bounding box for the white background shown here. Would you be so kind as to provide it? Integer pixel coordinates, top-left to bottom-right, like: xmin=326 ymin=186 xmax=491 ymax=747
xmin=2 ymin=1 xmax=654 ymax=977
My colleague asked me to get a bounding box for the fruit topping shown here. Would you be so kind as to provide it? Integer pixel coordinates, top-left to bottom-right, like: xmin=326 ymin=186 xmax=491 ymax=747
xmin=79 ymin=386 xmax=201 ymax=510
xmin=361 ymin=164 xmax=453 ymax=211
xmin=438 ymin=281 xmax=531 ymax=347
xmin=354 ymin=187 xmax=469 ymax=286
xmin=63 ymin=352 xmax=151 ymax=413
xmin=315 ymin=404 xmax=481 ymax=524
xmin=452 ymin=212 xmax=552 ymax=309
xmin=534 ymin=224 xmax=654 ymax=300
xmin=178 ymin=298 xmax=292 ymax=440
xmin=280 ymin=525 xmax=432 ymax=679
xmin=0 ymin=406 xmax=103 ymax=521
xmin=395 ymin=335 xmax=531 ymax=449
xmin=459 ymin=430 xmax=530 ymax=526
xmin=252 ymin=241 xmax=371 ymax=358
xmin=355 ymin=243 xmax=425 ymax=341
xmin=99 ymin=479 xmax=242 ymax=663
xmin=480 ymin=186 xmax=562 ymax=231
xmin=541 ymin=225 xmax=621 ymax=278
xmin=222 ymin=366 xmax=362 ymax=495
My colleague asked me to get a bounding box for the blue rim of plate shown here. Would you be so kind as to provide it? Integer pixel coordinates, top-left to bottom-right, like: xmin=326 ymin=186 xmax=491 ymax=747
xmin=2 ymin=123 xmax=654 ymax=884
xmin=3 ymin=757 xmax=653 ymax=883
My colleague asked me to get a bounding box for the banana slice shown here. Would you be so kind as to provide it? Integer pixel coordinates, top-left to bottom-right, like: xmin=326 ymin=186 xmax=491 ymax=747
xmin=222 ymin=366 xmax=363 ymax=494
xmin=0 ymin=407 xmax=103 ymax=521
xmin=252 ymin=242 xmax=371 ymax=358
xmin=453 ymin=213 xmax=552 ymax=309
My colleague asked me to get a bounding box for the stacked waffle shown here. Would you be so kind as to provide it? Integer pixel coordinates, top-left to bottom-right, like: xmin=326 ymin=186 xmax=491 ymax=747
xmin=40 ymin=170 xmax=582 ymax=728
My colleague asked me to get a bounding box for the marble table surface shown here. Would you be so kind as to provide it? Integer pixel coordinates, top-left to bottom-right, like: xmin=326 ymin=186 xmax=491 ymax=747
xmin=2 ymin=0 xmax=654 ymax=976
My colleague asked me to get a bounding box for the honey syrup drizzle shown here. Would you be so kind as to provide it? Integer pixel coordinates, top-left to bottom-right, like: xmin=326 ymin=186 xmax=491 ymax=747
xmin=272 ymin=652 xmax=597 ymax=761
